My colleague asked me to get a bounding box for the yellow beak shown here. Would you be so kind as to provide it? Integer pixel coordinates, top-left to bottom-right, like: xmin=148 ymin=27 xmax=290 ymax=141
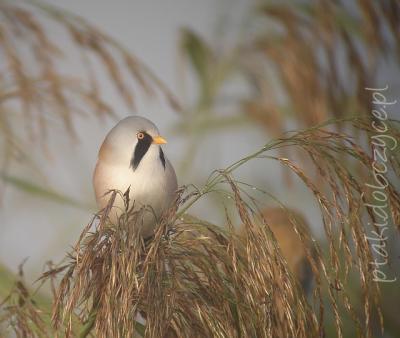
xmin=152 ymin=135 xmax=167 ymax=144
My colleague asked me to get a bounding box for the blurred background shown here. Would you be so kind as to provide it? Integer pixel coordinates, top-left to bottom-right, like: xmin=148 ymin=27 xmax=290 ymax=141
xmin=0 ymin=0 xmax=399 ymax=336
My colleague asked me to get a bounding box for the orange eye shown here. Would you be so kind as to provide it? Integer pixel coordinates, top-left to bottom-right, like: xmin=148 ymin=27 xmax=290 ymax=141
xmin=137 ymin=132 xmax=145 ymax=140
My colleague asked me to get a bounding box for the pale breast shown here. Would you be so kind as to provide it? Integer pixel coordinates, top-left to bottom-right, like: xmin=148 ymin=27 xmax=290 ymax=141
xmin=93 ymin=159 xmax=177 ymax=237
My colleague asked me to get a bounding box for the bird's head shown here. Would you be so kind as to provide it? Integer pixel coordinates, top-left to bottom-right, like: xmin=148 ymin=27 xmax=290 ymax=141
xmin=98 ymin=116 xmax=168 ymax=170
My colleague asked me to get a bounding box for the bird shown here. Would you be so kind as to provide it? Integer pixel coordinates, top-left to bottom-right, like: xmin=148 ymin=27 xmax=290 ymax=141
xmin=93 ymin=116 xmax=178 ymax=238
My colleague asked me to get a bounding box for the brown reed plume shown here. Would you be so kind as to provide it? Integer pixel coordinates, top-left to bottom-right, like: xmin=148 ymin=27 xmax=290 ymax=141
xmin=1 ymin=118 xmax=398 ymax=337
xmin=0 ymin=262 xmax=52 ymax=337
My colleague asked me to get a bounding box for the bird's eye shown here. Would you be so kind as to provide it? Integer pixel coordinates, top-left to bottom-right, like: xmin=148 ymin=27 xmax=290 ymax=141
xmin=137 ymin=132 xmax=145 ymax=140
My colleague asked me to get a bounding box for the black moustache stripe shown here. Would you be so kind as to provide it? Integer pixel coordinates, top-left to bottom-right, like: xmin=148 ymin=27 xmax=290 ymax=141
xmin=130 ymin=132 xmax=153 ymax=170
xmin=159 ymin=148 xmax=166 ymax=169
